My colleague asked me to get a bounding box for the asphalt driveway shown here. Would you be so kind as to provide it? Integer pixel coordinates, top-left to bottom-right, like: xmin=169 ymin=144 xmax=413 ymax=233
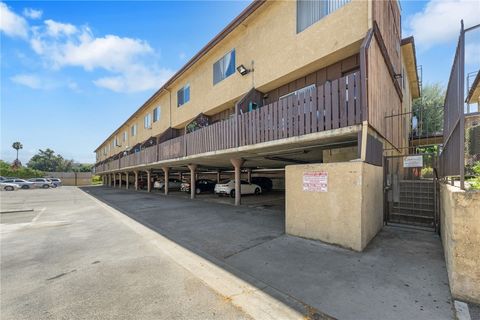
xmin=83 ymin=186 xmax=454 ymax=320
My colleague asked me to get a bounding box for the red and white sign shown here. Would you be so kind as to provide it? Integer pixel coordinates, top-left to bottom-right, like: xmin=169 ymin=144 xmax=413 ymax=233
xmin=303 ymin=171 xmax=328 ymax=192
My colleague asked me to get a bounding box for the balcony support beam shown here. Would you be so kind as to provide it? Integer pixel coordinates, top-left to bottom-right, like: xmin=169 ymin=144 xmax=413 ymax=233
xmin=146 ymin=170 xmax=151 ymax=192
xmin=187 ymin=164 xmax=197 ymax=199
xmin=134 ymin=171 xmax=138 ymax=191
xmin=162 ymin=167 xmax=170 ymax=195
xmin=216 ymin=170 xmax=221 ymax=183
xmin=230 ymin=158 xmax=245 ymax=206
xmin=247 ymin=168 xmax=252 ymax=183
xmin=118 ymin=172 xmax=122 ymax=188
xmin=126 ymin=172 xmax=129 ymax=190
xmin=113 ymin=173 xmax=116 ymax=188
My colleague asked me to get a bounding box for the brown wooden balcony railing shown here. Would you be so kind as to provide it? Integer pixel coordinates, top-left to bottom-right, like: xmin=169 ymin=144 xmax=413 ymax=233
xmin=95 ymin=71 xmax=362 ymax=173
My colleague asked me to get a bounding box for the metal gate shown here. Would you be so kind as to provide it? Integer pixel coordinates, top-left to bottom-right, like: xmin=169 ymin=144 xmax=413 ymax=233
xmin=384 ymin=153 xmax=439 ymax=231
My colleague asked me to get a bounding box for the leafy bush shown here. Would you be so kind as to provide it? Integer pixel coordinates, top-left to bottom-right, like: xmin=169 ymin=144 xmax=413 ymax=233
xmin=0 ymin=160 xmax=44 ymax=179
xmin=91 ymin=175 xmax=102 ymax=185
xmin=421 ymin=167 xmax=433 ymax=178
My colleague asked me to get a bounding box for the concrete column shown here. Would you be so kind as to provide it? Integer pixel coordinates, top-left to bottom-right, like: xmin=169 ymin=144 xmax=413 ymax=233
xmin=247 ymin=168 xmax=252 ymax=183
xmin=126 ymin=172 xmax=129 ymax=189
xmin=108 ymin=174 xmax=112 ymax=187
xmin=216 ymin=170 xmax=221 ymax=183
xmin=113 ymin=173 xmax=117 ymax=188
xmin=188 ymin=164 xmax=197 ymax=199
xmin=230 ymin=158 xmax=245 ymax=206
xmin=162 ymin=167 xmax=170 ymax=195
xmin=134 ymin=171 xmax=138 ymax=191
xmin=118 ymin=173 xmax=122 ymax=188
xmin=146 ymin=170 xmax=151 ymax=192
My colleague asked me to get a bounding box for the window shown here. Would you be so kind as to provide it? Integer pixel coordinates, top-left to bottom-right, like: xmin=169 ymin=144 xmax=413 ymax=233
xmin=297 ymin=0 xmax=351 ymax=33
xmin=123 ymin=131 xmax=127 ymax=142
xmin=153 ymin=106 xmax=161 ymax=122
xmin=213 ymin=49 xmax=236 ymax=84
xmin=177 ymin=84 xmax=190 ymax=107
xmin=112 ymin=139 xmax=115 ymax=148
xmin=131 ymin=124 xmax=137 ymax=136
xmin=279 ymin=84 xmax=316 ymax=102
xmin=144 ymin=113 xmax=152 ymax=129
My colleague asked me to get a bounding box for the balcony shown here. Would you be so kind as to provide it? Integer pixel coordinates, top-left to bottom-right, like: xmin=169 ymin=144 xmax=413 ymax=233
xmin=95 ymin=71 xmax=362 ymax=173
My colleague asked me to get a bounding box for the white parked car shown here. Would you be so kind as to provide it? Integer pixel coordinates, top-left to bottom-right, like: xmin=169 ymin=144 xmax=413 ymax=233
xmin=2 ymin=179 xmax=35 ymax=189
xmin=27 ymin=178 xmax=54 ymax=189
xmin=0 ymin=182 xmax=20 ymax=191
xmin=154 ymin=178 xmax=182 ymax=190
xmin=214 ymin=180 xmax=262 ymax=197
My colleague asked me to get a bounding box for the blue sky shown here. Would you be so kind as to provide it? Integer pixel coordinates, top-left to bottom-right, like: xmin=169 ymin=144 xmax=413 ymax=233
xmin=1 ymin=0 xmax=479 ymax=164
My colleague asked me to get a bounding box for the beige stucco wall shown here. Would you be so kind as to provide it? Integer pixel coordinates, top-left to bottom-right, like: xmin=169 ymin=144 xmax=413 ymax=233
xmin=285 ymin=161 xmax=383 ymax=251
xmin=440 ymin=183 xmax=480 ymax=304
xmin=97 ymin=0 xmax=369 ymax=161
xmin=323 ymin=146 xmax=358 ymax=163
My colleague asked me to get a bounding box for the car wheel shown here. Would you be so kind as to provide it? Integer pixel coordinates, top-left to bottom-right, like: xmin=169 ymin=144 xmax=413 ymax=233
xmin=43 ymin=184 xmax=50 ymax=189
xmin=196 ymin=188 xmax=201 ymax=194
xmin=254 ymin=188 xmax=261 ymax=195
xmin=21 ymin=185 xmax=29 ymax=189
xmin=230 ymin=190 xmax=235 ymax=198
xmin=5 ymin=186 xmax=14 ymax=191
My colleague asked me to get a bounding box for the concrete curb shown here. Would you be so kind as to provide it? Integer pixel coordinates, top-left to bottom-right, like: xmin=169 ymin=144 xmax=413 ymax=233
xmin=80 ymin=188 xmax=318 ymax=320
xmin=454 ymin=301 xmax=471 ymax=320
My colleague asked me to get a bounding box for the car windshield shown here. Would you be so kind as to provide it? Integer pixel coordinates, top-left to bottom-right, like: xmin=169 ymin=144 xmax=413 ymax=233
xmin=220 ymin=180 xmax=231 ymax=184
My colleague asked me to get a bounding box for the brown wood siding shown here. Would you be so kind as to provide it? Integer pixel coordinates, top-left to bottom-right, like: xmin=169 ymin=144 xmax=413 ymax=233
xmin=264 ymin=54 xmax=359 ymax=104
xmin=372 ymin=0 xmax=401 ymax=82
xmin=367 ymin=37 xmax=402 ymax=149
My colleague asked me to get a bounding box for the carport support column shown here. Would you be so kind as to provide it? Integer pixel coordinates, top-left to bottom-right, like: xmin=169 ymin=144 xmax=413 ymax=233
xmin=216 ymin=170 xmax=221 ymax=183
xmin=118 ymin=172 xmax=122 ymax=188
xmin=230 ymin=158 xmax=245 ymax=206
xmin=113 ymin=173 xmax=116 ymax=188
xmin=134 ymin=171 xmax=138 ymax=191
xmin=146 ymin=170 xmax=151 ymax=192
xmin=188 ymin=164 xmax=197 ymax=199
xmin=126 ymin=172 xmax=129 ymax=190
xmin=162 ymin=167 xmax=170 ymax=195
xmin=247 ymin=168 xmax=252 ymax=183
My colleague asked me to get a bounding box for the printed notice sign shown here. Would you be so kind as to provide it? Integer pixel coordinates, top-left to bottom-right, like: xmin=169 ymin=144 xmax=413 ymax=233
xmin=403 ymin=155 xmax=423 ymax=168
xmin=303 ymin=171 xmax=328 ymax=192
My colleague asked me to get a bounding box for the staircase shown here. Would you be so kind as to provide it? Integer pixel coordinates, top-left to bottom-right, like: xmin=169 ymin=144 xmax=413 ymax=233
xmin=388 ymin=180 xmax=436 ymax=228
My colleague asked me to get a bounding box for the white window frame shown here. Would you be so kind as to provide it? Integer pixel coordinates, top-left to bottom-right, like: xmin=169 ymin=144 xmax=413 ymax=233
xmin=177 ymin=84 xmax=190 ymax=107
xmin=144 ymin=113 xmax=152 ymax=129
xmin=153 ymin=106 xmax=161 ymax=122
xmin=131 ymin=124 xmax=137 ymax=137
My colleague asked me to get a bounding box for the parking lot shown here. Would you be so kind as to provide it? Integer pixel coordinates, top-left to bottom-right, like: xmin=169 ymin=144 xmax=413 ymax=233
xmin=83 ymin=185 xmax=454 ymax=320
xmin=0 ymin=187 xmax=253 ymax=320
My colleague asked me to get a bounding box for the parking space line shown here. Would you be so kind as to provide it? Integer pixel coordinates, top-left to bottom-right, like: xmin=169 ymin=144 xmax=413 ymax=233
xmin=32 ymin=207 xmax=46 ymax=223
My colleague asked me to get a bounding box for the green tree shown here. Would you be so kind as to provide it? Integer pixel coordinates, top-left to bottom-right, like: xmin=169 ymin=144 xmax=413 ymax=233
xmin=412 ymin=83 xmax=445 ymax=137
xmin=27 ymin=149 xmax=74 ymax=172
xmin=0 ymin=160 xmax=43 ymax=179
xmin=12 ymin=141 xmax=23 ymax=168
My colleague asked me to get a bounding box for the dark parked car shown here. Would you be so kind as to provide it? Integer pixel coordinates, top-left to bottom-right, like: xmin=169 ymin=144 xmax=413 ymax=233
xmin=251 ymin=177 xmax=273 ymax=192
xmin=181 ymin=179 xmax=216 ymax=194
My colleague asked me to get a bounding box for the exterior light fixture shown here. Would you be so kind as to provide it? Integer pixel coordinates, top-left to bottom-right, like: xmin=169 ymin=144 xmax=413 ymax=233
xmin=394 ymin=73 xmax=403 ymax=79
xmin=237 ymin=64 xmax=250 ymax=76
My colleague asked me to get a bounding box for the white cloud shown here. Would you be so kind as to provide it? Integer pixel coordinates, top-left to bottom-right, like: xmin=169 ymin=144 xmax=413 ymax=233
xmin=23 ymin=8 xmax=42 ymax=19
xmin=11 ymin=74 xmax=46 ymax=89
xmin=44 ymin=19 xmax=77 ymax=37
xmin=10 ymin=73 xmax=79 ymax=91
xmin=0 ymin=2 xmax=29 ymax=39
xmin=406 ymin=0 xmax=480 ymax=49
xmin=3 ymin=4 xmax=174 ymax=93
xmin=93 ymin=65 xmax=173 ymax=93
xmin=29 ymin=21 xmax=173 ymax=92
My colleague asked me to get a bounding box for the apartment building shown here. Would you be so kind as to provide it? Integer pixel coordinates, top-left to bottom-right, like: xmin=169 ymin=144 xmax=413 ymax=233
xmin=94 ymin=0 xmax=420 ymax=250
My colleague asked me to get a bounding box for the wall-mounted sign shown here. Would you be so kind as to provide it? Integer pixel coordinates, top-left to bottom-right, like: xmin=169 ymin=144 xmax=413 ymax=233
xmin=303 ymin=171 xmax=328 ymax=192
xmin=403 ymin=155 xmax=423 ymax=168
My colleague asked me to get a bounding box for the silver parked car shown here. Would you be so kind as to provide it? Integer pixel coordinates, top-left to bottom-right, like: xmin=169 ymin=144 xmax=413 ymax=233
xmin=0 ymin=182 xmax=20 ymax=191
xmin=28 ymin=178 xmax=53 ymax=189
xmin=48 ymin=178 xmax=62 ymax=187
xmin=2 ymin=179 xmax=35 ymax=189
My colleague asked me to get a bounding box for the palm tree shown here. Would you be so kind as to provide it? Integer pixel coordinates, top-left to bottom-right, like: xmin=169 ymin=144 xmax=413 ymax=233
xmin=12 ymin=142 xmax=23 ymax=162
